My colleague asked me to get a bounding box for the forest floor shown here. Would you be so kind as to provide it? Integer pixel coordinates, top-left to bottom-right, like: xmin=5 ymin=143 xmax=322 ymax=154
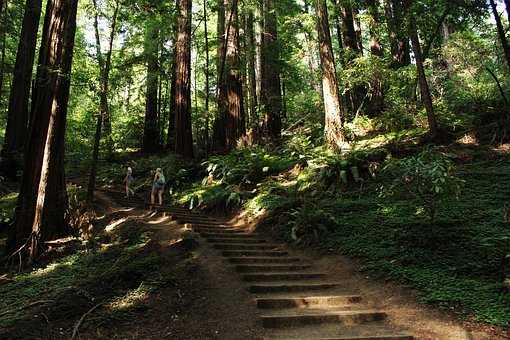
xmin=1 ymin=186 xmax=508 ymax=339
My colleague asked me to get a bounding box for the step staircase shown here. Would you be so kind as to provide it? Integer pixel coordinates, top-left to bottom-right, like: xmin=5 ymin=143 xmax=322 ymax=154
xmin=171 ymin=209 xmax=414 ymax=340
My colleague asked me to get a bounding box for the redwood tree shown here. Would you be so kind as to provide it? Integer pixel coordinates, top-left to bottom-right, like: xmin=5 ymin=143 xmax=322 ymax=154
xmin=367 ymin=0 xmax=384 ymax=116
xmin=261 ymin=0 xmax=282 ymax=140
xmin=174 ymin=0 xmax=193 ymax=158
xmin=3 ymin=0 xmax=43 ymax=157
xmin=223 ymin=0 xmax=245 ymax=149
xmin=9 ymin=0 xmax=79 ymax=260
xmin=143 ymin=18 xmax=161 ymax=153
xmin=385 ymin=0 xmax=410 ymax=68
xmin=316 ymin=0 xmax=345 ymax=149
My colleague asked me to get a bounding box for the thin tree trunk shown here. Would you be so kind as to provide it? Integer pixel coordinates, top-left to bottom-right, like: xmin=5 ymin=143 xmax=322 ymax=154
xmin=203 ymin=0 xmax=210 ymax=154
xmin=505 ymin=0 xmax=510 ymax=22
xmin=174 ymin=0 xmax=193 ymax=158
xmin=316 ymin=0 xmax=345 ymax=149
xmin=261 ymin=0 xmax=282 ymax=140
xmin=9 ymin=0 xmax=79 ymax=261
xmin=87 ymin=0 xmax=119 ymax=202
xmin=490 ymin=0 xmax=510 ymax=74
xmin=403 ymin=0 xmax=438 ymax=138
xmin=367 ymin=0 xmax=384 ymax=116
xmin=3 ymin=0 xmax=43 ymax=157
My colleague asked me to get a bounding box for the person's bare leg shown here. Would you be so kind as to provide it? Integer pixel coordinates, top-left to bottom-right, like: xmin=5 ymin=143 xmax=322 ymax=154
xmin=126 ymin=184 xmax=129 ymax=197
xmin=151 ymin=189 xmax=156 ymax=205
xmin=158 ymin=190 xmax=163 ymax=206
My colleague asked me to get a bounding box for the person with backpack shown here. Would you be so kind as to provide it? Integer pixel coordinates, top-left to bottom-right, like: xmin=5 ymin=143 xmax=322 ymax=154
xmin=151 ymin=168 xmax=166 ymax=206
xmin=124 ymin=167 xmax=134 ymax=198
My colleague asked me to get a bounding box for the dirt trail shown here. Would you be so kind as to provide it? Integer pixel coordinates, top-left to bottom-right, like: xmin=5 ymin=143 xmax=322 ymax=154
xmin=93 ymin=191 xmax=508 ymax=340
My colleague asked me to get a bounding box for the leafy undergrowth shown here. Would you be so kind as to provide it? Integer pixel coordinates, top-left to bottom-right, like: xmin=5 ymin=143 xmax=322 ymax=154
xmin=0 ymin=205 xmax=195 ymax=339
xmin=174 ymin=129 xmax=510 ymax=327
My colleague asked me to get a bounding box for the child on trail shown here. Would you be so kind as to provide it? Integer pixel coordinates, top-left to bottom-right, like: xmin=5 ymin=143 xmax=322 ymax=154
xmin=124 ymin=167 xmax=134 ymax=198
xmin=151 ymin=168 xmax=166 ymax=206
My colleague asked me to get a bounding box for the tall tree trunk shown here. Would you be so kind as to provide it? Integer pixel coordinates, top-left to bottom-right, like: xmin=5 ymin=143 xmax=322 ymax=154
xmin=213 ymin=0 xmax=227 ymax=150
xmin=143 ymin=20 xmax=161 ymax=153
xmin=385 ymin=0 xmax=410 ymax=68
xmin=339 ymin=2 xmax=359 ymax=58
xmin=9 ymin=0 xmax=79 ymax=261
xmin=366 ymin=0 xmax=384 ymax=116
xmin=403 ymin=0 xmax=438 ymax=138
xmin=505 ymin=0 xmax=510 ymax=22
xmin=330 ymin=0 xmax=343 ymax=65
xmin=87 ymin=0 xmax=119 ymax=202
xmin=0 ymin=0 xmax=7 ymax=106
xmin=3 ymin=0 xmax=43 ymax=157
xmin=174 ymin=0 xmax=193 ymax=158
xmin=352 ymin=5 xmax=363 ymax=55
xmin=223 ymin=0 xmax=245 ymax=149
xmin=490 ymin=0 xmax=510 ymax=74
xmin=245 ymin=10 xmax=258 ymax=128
xmin=254 ymin=0 xmax=263 ymax=108
xmin=203 ymin=0 xmax=210 ymax=153
xmin=316 ymin=0 xmax=345 ymax=149
xmin=167 ymin=3 xmax=178 ymax=149
xmin=260 ymin=0 xmax=282 ymax=140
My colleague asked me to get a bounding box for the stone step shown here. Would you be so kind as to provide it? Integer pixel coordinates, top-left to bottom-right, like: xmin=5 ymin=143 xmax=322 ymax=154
xmin=228 ymin=257 xmax=303 ymax=264
xmin=222 ymin=250 xmax=288 ymax=257
xmin=249 ymin=282 xmax=342 ymax=294
xmin=242 ymin=272 xmax=327 ymax=282
xmin=200 ymin=232 xmax=260 ymax=238
xmin=207 ymin=238 xmax=268 ymax=244
xmin=255 ymin=295 xmax=362 ymax=309
xmin=261 ymin=310 xmax=387 ymax=329
xmin=213 ymin=243 xmax=284 ymax=251
xmin=235 ymin=264 xmax=312 ymax=273
xmin=265 ymin=334 xmax=413 ymax=340
xmin=196 ymin=228 xmax=245 ymax=234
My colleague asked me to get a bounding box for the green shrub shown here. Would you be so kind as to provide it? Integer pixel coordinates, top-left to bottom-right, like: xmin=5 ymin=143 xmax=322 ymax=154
xmin=382 ymin=148 xmax=464 ymax=222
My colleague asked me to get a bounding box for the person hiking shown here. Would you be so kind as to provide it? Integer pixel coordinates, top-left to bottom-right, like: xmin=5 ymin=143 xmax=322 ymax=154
xmin=151 ymin=168 xmax=165 ymax=206
xmin=124 ymin=167 xmax=134 ymax=198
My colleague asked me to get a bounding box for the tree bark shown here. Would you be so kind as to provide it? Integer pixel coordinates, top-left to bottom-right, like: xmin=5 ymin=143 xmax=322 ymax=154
xmin=223 ymin=0 xmax=245 ymax=149
xmin=9 ymin=0 xmax=79 ymax=260
xmin=245 ymin=10 xmax=258 ymax=129
xmin=203 ymin=0 xmax=211 ymax=154
xmin=167 ymin=1 xmax=178 ymax=150
xmin=261 ymin=0 xmax=282 ymax=140
xmin=366 ymin=0 xmax=384 ymax=116
xmin=0 ymin=0 xmax=8 ymax=110
xmin=330 ymin=0 xmax=343 ymax=65
xmin=490 ymin=0 xmax=510 ymax=75
xmin=385 ymin=0 xmax=410 ymax=68
xmin=213 ymin=0 xmax=227 ymax=150
xmin=339 ymin=2 xmax=360 ymax=59
xmin=174 ymin=0 xmax=193 ymax=158
xmin=143 ymin=19 xmax=161 ymax=153
xmin=352 ymin=5 xmax=363 ymax=55
xmin=403 ymin=0 xmax=438 ymax=138
xmin=87 ymin=0 xmax=119 ymax=202
xmin=3 ymin=0 xmax=43 ymax=157
xmin=316 ymin=0 xmax=345 ymax=149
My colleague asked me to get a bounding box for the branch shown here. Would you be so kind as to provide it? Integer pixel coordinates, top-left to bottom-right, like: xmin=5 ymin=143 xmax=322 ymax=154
xmin=71 ymin=303 xmax=104 ymax=340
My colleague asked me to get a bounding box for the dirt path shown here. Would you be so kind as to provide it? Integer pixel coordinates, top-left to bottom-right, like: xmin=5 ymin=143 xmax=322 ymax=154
xmin=92 ymin=191 xmax=508 ymax=340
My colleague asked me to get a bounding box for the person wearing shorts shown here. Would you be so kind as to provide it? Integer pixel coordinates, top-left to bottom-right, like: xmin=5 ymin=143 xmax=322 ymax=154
xmin=151 ymin=168 xmax=165 ymax=206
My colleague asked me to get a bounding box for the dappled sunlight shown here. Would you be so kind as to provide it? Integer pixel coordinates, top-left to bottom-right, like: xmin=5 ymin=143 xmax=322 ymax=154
xmin=104 ymin=217 xmax=129 ymax=232
xmin=106 ymin=285 xmax=151 ymax=312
